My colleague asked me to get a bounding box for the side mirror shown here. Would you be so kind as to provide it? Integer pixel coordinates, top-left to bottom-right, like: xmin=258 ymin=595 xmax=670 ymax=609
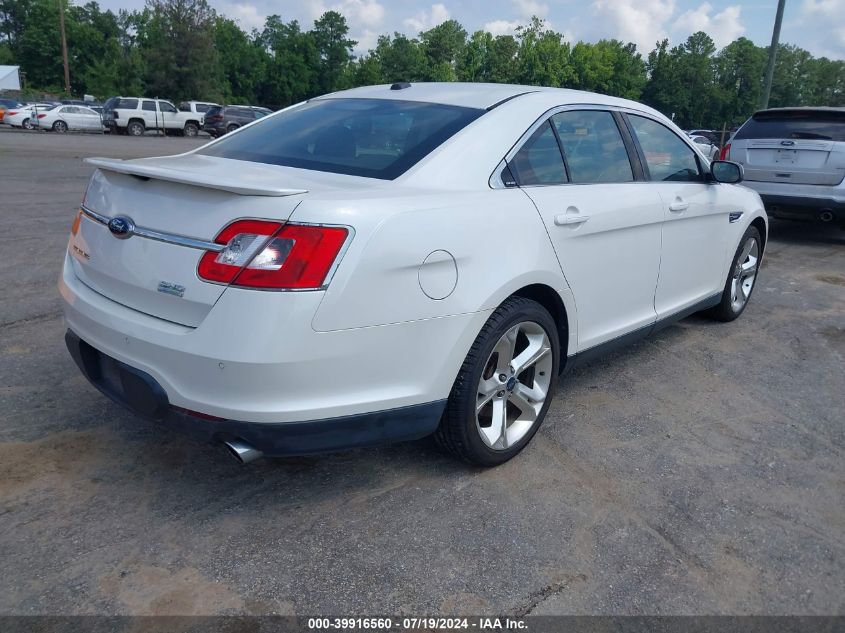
xmin=711 ymin=160 xmax=743 ymax=184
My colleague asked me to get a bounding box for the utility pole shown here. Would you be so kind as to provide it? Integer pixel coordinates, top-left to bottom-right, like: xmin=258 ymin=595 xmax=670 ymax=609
xmin=58 ymin=0 xmax=71 ymax=95
xmin=760 ymin=0 xmax=786 ymax=110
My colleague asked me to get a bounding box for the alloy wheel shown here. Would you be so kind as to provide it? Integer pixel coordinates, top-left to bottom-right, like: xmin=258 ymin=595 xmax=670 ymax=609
xmin=475 ymin=321 xmax=553 ymax=450
xmin=730 ymin=237 xmax=759 ymax=312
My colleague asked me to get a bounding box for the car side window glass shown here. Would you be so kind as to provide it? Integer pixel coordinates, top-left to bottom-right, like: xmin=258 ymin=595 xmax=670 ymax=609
xmin=508 ymin=120 xmax=567 ymax=186
xmin=141 ymin=100 xmax=156 ymax=112
xmin=178 ymin=102 xmax=190 ymax=112
xmin=197 ymin=104 xmax=210 ymax=112
xmin=160 ymin=102 xmax=177 ymax=113
xmin=629 ymin=115 xmax=702 ymax=182
xmin=551 ymin=110 xmax=633 ymax=183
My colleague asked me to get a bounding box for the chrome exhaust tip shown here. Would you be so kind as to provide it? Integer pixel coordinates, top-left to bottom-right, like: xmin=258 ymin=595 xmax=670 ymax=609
xmin=223 ymin=439 xmax=263 ymax=464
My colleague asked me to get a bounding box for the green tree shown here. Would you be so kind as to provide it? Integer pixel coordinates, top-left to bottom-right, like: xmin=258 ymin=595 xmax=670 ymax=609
xmin=419 ymin=19 xmax=466 ymax=81
xmin=515 ymin=17 xmax=571 ymax=87
xmin=140 ymin=0 xmax=219 ymax=102
xmin=312 ymin=10 xmax=355 ymax=93
xmin=214 ymin=16 xmax=267 ymax=102
xmin=714 ymin=37 xmax=765 ymax=127
xmin=259 ymin=16 xmax=319 ymax=106
xmin=373 ymin=32 xmax=425 ymax=83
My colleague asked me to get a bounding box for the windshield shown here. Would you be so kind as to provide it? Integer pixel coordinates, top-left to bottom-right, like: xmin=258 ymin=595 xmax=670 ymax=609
xmin=199 ymin=98 xmax=485 ymax=179
xmin=735 ymin=110 xmax=845 ymax=141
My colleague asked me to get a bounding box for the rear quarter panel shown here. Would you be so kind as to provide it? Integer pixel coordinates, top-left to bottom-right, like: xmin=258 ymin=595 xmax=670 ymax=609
xmin=299 ymin=187 xmax=576 ymax=355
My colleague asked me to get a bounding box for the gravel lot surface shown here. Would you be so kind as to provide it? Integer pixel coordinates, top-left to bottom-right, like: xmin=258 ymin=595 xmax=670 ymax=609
xmin=1 ymin=128 xmax=843 ymax=616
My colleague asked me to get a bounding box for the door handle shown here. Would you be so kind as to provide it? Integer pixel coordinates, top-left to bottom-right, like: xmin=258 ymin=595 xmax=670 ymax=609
xmin=668 ymin=199 xmax=689 ymax=212
xmin=554 ymin=213 xmax=590 ymax=226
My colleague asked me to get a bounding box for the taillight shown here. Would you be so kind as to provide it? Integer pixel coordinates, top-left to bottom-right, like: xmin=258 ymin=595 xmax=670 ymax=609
xmin=71 ymin=210 xmax=82 ymax=236
xmin=720 ymin=143 xmax=731 ymax=160
xmin=197 ymin=220 xmax=349 ymax=290
xmin=211 ymin=114 xmax=224 ymax=121
xmin=7 ymin=110 xmax=17 ymax=116
xmin=37 ymin=114 xmax=47 ymax=119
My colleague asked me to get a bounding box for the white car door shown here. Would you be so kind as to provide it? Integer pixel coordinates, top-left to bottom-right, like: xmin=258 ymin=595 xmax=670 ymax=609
xmin=626 ymin=114 xmax=731 ymax=318
xmin=140 ymin=99 xmax=158 ymax=129
xmin=507 ymin=108 xmax=663 ymax=351
xmin=78 ymin=106 xmax=101 ymax=131
xmin=159 ymin=100 xmax=179 ymax=129
xmin=58 ymin=106 xmax=83 ymax=129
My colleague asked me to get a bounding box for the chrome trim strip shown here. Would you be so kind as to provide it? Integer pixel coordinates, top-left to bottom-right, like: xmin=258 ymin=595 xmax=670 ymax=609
xmin=80 ymin=205 xmax=224 ymax=252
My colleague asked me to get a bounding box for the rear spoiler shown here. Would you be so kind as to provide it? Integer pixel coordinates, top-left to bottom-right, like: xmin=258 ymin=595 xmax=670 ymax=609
xmin=84 ymin=157 xmax=308 ymax=197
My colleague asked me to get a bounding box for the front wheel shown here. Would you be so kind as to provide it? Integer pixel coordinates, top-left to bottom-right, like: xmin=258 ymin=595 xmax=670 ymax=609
xmin=708 ymin=226 xmax=762 ymax=322
xmin=435 ymin=296 xmax=560 ymax=466
xmin=52 ymin=120 xmax=68 ymax=133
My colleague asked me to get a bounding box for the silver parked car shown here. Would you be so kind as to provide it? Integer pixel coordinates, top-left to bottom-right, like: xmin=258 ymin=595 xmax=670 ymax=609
xmin=724 ymin=107 xmax=845 ymax=227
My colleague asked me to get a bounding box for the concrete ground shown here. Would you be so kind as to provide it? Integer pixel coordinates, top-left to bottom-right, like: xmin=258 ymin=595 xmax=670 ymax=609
xmin=1 ymin=128 xmax=843 ymax=616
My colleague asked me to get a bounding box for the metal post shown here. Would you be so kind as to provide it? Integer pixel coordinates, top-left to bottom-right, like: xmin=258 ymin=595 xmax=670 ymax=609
xmin=760 ymin=0 xmax=787 ymax=110
xmin=58 ymin=0 xmax=71 ymax=94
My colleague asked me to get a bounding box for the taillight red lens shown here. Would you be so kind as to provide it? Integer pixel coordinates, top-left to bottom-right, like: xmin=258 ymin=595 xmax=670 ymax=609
xmin=7 ymin=111 xmax=17 ymax=116
xmin=197 ymin=220 xmax=349 ymax=290
xmin=37 ymin=114 xmax=47 ymax=119
xmin=720 ymin=143 xmax=731 ymax=160
xmin=235 ymin=224 xmax=349 ymax=289
xmin=197 ymin=219 xmax=282 ymax=284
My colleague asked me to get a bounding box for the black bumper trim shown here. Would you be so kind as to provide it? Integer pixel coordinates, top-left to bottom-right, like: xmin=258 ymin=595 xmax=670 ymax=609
xmin=65 ymin=330 xmax=446 ymax=456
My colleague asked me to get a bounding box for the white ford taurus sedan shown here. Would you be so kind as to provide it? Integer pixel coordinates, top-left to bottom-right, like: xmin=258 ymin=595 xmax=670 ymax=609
xmin=61 ymin=82 xmax=767 ymax=465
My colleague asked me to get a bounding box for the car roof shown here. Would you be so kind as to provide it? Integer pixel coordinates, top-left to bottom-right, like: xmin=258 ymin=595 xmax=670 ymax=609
xmin=317 ymin=82 xmax=659 ymax=113
xmin=753 ymin=106 xmax=845 ymax=116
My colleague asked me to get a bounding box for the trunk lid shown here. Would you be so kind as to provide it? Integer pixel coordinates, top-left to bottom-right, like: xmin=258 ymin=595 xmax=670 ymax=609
xmin=69 ymin=154 xmax=366 ymax=327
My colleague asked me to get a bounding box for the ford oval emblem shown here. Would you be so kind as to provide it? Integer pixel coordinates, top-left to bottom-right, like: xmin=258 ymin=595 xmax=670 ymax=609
xmin=108 ymin=216 xmax=134 ymax=239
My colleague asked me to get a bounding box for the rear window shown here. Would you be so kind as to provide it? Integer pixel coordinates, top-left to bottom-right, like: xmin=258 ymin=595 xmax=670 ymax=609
xmin=199 ymin=98 xmax=484 ymax=180
xmin=735 ymin=110 xmax=845 ymax=142
xmin=178 ymin=102 xmax=190 ymax=112
xmin=205 ymin=106 xmax=222 ymax=116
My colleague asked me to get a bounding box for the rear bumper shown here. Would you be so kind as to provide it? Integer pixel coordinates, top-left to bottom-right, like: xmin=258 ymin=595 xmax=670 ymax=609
xmin=59 ymin=250 xmax=486 ymax=425
xmin=742 ymin=181 xmax=845 ymax=219
xmin=65 ymin=330 xmax=444 ymax=455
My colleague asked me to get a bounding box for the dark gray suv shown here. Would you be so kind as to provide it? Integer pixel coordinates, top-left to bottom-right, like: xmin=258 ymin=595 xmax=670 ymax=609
xmin=202 ymin=105 xmax=273 ymax=138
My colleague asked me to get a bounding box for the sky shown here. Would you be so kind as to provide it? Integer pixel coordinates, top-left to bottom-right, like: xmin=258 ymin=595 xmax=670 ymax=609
xmin=96 ymin=0 xmax=845 ymax=60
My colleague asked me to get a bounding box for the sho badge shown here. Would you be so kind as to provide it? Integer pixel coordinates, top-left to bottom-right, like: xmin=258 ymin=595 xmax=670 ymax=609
xmin=157 ymin=281 xmax=186 ymax=298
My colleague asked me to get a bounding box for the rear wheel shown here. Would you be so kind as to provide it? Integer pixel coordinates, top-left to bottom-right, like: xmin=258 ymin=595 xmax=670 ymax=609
xmin=22 ymin=118 xmax=32 ymax=130
xmin=127 ymin=120 xmax=145 ymax=136
xmin=708 ymin=226 xmax=761 ymax=322
xmin=52 ymin=120 xmax=68 ymax=133
xmin=183 ymin=122 xmax=199 ymax=137
xmin=435 ymin=296 xmax=560 ymax=466
xmin=226 ymin=123 xmax=238 ymax=134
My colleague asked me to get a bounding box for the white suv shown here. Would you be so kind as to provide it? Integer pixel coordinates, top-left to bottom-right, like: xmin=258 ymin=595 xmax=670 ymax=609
xmin=102 ymin=97 xmax=204 ymax=137
xmin=61 ymin=83 xmax=767 ymax=466
xmin=724 ymin=107 xmax=845 ymax=227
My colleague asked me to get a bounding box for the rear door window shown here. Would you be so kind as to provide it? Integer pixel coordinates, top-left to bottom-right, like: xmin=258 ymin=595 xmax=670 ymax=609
xmin=551 ymin=110 xmax=634 ymax=183
xmin=117 ymin=98 xmax=138 ymax=109
xmin=508 ymin=120 xmax=568 ymax=186
xmin=735 ymin=110 xmax=845 ymax=141
xmin=141 ymin=100 xmax=156 ymax=111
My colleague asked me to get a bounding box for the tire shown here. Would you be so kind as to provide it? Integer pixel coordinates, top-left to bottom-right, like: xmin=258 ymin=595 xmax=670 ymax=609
xmin=183 ymin=122 xmax=199 ymax=137
xmin=434 ymin=296 xmax=560 ymax=466
xmin=707 ymin=226 xmax=762 ymax=322
xmin=127 ymin=121 xmax=145 ymax=136
xmin=52 ymin=120 xmax=68 ymax=133
xmin=226 ymin=123 xmax=238 ymax=134
xmin=22 ymin=118 xmax=32 ymax=130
